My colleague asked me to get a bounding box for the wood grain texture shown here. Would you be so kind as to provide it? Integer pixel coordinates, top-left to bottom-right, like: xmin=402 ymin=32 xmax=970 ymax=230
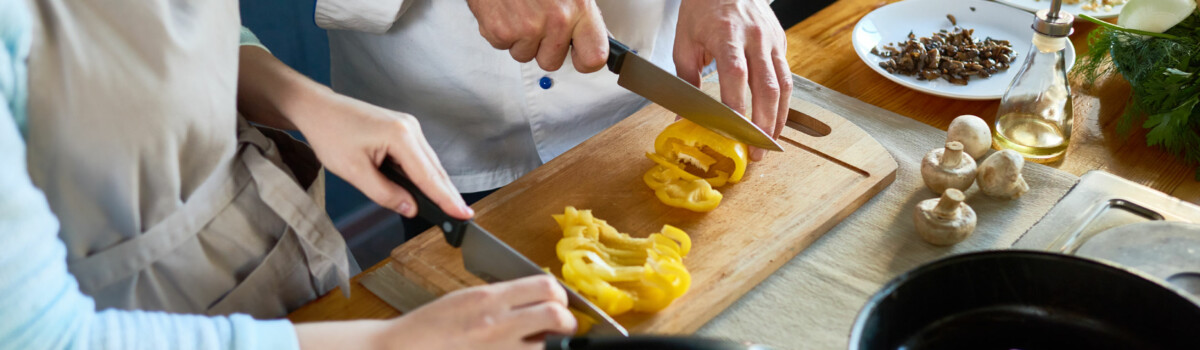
xmin=387 ymin=82 xmax=897 ymax=334
xmin=287 ymin=262 xmax=399 ymax=322
xmin=784 ymin=0 xmax=1200 ymax=203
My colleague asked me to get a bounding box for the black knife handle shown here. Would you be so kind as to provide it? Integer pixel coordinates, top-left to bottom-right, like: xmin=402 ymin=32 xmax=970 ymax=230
xmin=606 ymin=37 xmax=632 ymax=74
xmin=378 ymin=160 xmax=469 ymax=247
xmin=545 ymin=336 xmax=768 ymax=350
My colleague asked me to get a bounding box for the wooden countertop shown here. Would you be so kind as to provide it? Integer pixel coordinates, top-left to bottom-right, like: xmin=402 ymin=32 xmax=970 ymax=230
xmin=289 ymin=0 xmax=1199 ymax=323
xmin=787 ymin=0 xmax=1199 ymax=203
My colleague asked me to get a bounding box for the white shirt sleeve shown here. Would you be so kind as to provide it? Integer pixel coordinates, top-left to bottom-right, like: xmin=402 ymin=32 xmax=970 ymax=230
xmin=314 ymin=0 xmax=411 ymax=33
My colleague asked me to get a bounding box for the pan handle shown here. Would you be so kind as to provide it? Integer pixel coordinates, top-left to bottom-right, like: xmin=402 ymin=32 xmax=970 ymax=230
xmin=545 ymin=335 xmax=769 ymax=350
xmin=378 ymin=160 xmax=469 ymax=247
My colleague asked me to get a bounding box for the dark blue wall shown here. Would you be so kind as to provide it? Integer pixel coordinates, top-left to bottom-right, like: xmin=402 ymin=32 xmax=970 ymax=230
xmin=240 ymin=0 xmax=330 ymax=85
xmin=240 ymin=0 xmax=369 ymax=223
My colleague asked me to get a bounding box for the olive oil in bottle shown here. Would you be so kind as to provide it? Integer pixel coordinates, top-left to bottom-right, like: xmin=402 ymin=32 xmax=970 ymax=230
xmin=994 ymin=2 xmax=1074 ymax=162
xmin=995 ymin=113 xmax=1069 ymax=158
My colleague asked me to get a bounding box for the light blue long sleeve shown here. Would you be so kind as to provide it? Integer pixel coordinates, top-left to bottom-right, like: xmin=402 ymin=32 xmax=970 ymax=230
xmin=240 ymin=26 xmax=270 ymax=53
xmin=0 ymin=1 xmax=300 ymax=349
xmin=0 ymin=101 xmax=302 ymax=350
xmin=0 ymin=0 xmax=28 ymax=135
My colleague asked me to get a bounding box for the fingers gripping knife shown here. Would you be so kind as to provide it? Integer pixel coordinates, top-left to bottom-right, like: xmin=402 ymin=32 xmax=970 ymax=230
xmin=604 ymin=37 xmax=783 ymax=152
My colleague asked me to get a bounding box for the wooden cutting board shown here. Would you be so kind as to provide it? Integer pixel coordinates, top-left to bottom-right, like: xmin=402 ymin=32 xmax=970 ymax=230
xmin=387 ymin=82 xmax=897 ymax=334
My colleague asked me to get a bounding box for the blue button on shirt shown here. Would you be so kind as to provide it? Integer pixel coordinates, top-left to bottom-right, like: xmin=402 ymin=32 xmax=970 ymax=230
xmin=538 ymin=76 xmax=553 ymax=89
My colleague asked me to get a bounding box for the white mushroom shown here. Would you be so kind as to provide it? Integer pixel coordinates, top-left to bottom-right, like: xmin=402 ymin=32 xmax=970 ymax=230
xmin=946 ymin=115 xmax=991 ymax=160
xmin=913 ymin=188 xmax=976 ymax=246
xmin=921 ymin=141 xmax=977 ymax=194
xmin=978 ymin=149 xmax=1030 ymax=200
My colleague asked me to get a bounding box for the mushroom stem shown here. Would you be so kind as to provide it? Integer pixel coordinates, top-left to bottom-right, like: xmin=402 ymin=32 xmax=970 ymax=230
xmin=942 ymin=142 xmax=965 ymax=168
xmin=933 ymin=188 xmax=965 ymax=217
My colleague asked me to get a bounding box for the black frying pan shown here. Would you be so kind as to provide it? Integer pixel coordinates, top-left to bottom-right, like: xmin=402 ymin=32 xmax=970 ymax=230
xmin=849 ymin=250 xmax=1200 ymax=350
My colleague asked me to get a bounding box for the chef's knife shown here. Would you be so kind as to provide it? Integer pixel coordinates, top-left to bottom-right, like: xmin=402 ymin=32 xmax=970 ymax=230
xmin=378 ymin=162 xmax=628 ymax=336
xmin=605 ymin=37 xmax=783 ymax=152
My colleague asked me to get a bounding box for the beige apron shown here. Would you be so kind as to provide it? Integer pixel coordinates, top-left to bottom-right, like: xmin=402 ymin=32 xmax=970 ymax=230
xmin=25 ymin=0 xmax=352 ymax=318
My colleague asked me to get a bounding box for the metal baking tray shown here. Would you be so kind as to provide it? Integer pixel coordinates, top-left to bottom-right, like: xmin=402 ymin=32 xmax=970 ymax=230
xmin=1014 ymin=170 xmax=1200 ymax=298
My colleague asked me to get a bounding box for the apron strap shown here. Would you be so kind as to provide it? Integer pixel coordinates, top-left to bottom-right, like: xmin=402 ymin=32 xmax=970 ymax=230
xmin=68 ymin=119 xmax=352 ymax=298
xmin=240 ymin=141 xmax=352 ymax=296
xmin=68 ymin=156 xmax=249 ymax=292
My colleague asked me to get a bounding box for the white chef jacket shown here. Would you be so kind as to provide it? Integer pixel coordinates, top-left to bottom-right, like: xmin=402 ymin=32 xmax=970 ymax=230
xmin=317 ymin=0 xmax=681 ymax=192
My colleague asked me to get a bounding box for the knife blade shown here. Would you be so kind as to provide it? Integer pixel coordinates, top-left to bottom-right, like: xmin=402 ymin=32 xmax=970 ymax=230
xmin=379 ymin=162 xmax=629 ymax=336
xmin=605 ymin=37 xmax=783 ymax=152
xmin=459 ymin=222 xmax=627 ymax=336
xmin=545 ymin=335 xmax=771 ymax=350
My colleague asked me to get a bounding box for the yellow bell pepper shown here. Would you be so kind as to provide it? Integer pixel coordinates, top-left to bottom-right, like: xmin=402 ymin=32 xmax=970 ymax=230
xmin=642 ymin=120 xmax=748 ymax=212
xmin=553 ymin=207 xmax=692 ymax=316
xmin=653 ymin=120 xmax=748 ymax=186
xmin=569 ymin=308 xmax=596 ymax=335
xmin=648 ymin=174 xmax=723 ymax=212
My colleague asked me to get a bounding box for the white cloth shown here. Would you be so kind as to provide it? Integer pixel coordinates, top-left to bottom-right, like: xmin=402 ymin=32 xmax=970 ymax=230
xmin=696 ymin=75 xmax=1080 ymax=349
xmin=318 ymin=0 xmax=681 ymax=192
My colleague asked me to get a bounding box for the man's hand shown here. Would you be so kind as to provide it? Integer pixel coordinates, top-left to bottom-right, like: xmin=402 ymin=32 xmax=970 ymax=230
xmin=466 ymin=0 xmax=609 ymax=72
xmin=236 ymin=47 xmax=472 ymax=220
xmin=295 ymin=275 xmax=576 ymax=350
xmin=674 ymin=0 xmax=792 ymax=161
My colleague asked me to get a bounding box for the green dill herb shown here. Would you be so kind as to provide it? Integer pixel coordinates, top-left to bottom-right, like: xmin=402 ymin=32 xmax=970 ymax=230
xmin=1075 ymin=13 xmax=1200 ymax=179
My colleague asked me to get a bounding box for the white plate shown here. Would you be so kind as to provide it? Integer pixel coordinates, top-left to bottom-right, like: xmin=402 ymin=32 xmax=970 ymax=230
xmin=852 ymin=0 xmax=1076 ymax=100
xmin=997 ymin=0 xmax=1124 ymax=19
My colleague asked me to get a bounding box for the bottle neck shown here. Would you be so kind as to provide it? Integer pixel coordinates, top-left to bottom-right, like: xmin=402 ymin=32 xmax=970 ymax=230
xmin=1031 ymin=33 xmax=1067 ymax=53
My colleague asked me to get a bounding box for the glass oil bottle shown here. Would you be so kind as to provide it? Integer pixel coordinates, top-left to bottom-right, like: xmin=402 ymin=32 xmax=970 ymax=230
xmin=993 ymin=2 xmax=1074 ymax=162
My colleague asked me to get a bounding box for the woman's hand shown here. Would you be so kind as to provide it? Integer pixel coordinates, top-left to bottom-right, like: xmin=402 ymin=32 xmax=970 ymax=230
xmin=293 ymin=93 xmax=472 ymax=220
xmin=236 ymin=47 xmax=471 ymax=220
xmin=674 ymin=0 xmax=792 ymax=161
xmin=295 ymin=275 xmax=576 ymax=350
xmin=378 ymin=275 xmax=577 ymax=349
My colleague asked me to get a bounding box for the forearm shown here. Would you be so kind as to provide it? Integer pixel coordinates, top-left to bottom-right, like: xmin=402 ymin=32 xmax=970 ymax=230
xmin=295 ymin=320 xmax=390 ymax=350
xmin=235 ymin=46 xmax=333 ymax=131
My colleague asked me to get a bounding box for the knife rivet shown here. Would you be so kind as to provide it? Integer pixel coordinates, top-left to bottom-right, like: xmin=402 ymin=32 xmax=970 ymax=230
xmin=538 ymin=76 xmax=553 ymax=89
xmin=442 ymin=222 xmax=453 ymax=233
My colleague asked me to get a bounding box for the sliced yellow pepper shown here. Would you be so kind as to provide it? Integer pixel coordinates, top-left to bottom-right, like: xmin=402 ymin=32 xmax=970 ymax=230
xmin=569 ymin=308 xmax=596 ymax=335
xmin=671 ymin=143 xmax=718 ymax=172
xmin=553 ymin=207 xmax=692 ymax=316
xmin=652 ymin=176 xmax=723 ymax=212
xmin=654 ymin=120 xmax=749 ymax=186
xmin=643 ymin=120 xmax=748 ymax=212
